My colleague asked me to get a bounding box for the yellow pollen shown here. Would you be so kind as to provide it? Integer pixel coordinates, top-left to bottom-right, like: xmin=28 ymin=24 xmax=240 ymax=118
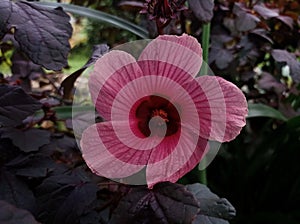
xmin=152 ymin=109 xmax=169 ymax=122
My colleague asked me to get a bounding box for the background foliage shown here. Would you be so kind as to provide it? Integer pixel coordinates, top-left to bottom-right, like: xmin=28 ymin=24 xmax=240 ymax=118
xmin=0 ymin=0 xmax=300 ymax=223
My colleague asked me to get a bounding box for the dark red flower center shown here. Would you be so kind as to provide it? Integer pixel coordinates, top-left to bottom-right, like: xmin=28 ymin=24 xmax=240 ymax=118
xmin=133 ymin=95 xmax=180 ymax=137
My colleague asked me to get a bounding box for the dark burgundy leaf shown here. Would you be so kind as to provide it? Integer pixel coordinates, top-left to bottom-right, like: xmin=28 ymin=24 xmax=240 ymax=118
xmin=257 ymin=72 xmax=285 ymax=95
xmin=253 ymin=4 xmax=279 ymax=19
xmin=53 ymin=183 xmax=98 ymax=224
xmin=209 ymin=34 xmax=235 ymax=69
xmin=222 ymin=17 xmax=236 ymax=35
xmin=188 ymin=0 xmax=214 ymax=23
xmin=11 ymin=51 xmax=45 ymax=92
xmin=119 ymin=1 xmax=145 ymax=11
xmin=249 ymin=29 xmax=273 ymax=44
xmin=11 ymin=51 xmax=45 ymax=79
xmin=0 ymin=169 xmax=36 ymax=213
xmin=0 ymin=0 xmax=10 ymax=39
xmin=83 ymin=44 xmax=110 ymax=69
xmin=0 ymin=200 xmax=39 ymax=224
xmin=0 ymin=0 xmax=72 ymax=70
xmin=271 ymin=49 xmax=300 ymax=83
xmin=237 ymin=36 xmax=260 ymax=66
xmin=210 ymin=48 xmax=234 ymax=69
xmin=5 ymin=154 xmax=57 ymax=178
xmin=80 ymin=211 xmax=107 ymax=224
xmin=110 ymin=182 xmax=200 ymax=224
xmin=240 ymin=71 xmax=255 ymax=82
xmin=192 ymin=215 xmax=229 ymax=224
xmin=2 ymin=128 xmax=50 ymax=152
xmin=39 ymin=135 xmax=83 ymax=168
xmin=40 ymin=97 xmax=60 ymax=107
xmin=36 ymin=174 xmax=98 ymax=224
xmin=61 ymin=44 xmax=109 ymax=100
xmin=0 ymin=137 xmax=20 ymax=165
xmin=186 ymin=183 xmax=236 ymax=222
xmin=233 ymin=3 xmax=260 ymax=32
xmin=0 ymin=85 xmax=42 ymax=127
xmin=232 ymin=2 xmax=244 ymax=16
xmin=275 ymin=16 xmax=294 ymax=29
xmin=210 ymin=34 xmax=233 ymax=47
xmin=235 ymin=12 xmax=260 ymax=31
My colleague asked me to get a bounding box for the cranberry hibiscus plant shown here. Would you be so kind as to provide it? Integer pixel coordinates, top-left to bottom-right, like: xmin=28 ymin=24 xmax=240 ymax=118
xmin=0 ymin=0 xmax=248 ymax=223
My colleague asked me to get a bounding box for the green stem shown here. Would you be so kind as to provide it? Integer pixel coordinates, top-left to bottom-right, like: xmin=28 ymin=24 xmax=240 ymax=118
xmin=201 ymin=22 xmax=211 ymax=75
xmin=199 ymin=166 xmax=207 ymax=185
xmin=199 ymin=22 xmax=211 ymax=186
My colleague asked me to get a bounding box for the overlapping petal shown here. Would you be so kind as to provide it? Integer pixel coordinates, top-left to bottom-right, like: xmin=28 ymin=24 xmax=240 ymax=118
xmin=214 ymin=77 xmax=248 ymax=141
xmin=79 ymin=34 xmax=248 ymax=188
xmin=80 ymin=123 xmax=144 ymax=178
xmin=193 ymin=76 xmax=248 ymax=142
xmin=89 ymin=50 xmax=143 ymax=120
xmin=147 ymin=127 xmax=209 ymax=188
xmin=139 ymin=34 xmax=203 ymax=78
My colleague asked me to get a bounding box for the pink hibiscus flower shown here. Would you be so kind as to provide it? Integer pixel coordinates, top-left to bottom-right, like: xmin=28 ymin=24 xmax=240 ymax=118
xmin=80 ymin=34 xmax=248 ymax=188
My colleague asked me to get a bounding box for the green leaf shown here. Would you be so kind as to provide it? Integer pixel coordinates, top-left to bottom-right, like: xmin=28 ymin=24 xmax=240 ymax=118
xmin=35 ymin=2 xmax=148 ymax=39
xmin=55 ymin=105 xmax=95 ymax=120
xmin=247 ymin=103 xmax=288 ymax=121
xmin=33 ymin=105 xmax=95 ymax=120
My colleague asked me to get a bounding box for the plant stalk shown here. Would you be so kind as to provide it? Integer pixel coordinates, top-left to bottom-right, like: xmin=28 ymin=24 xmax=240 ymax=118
xmin=199 ymin=22 xmax=211 ymax=186
xmin=201 ymin=22 xmax=211 ymax=75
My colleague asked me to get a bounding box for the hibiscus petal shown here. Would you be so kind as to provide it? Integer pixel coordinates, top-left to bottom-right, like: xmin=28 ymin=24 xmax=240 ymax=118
xmin=160 ymin=137 xmax=209 ymax=186
xmin=215 ymin=77 xmax=248 ymax=141
xmin=146 ymin=126 xmax=209 ymax=188
xmin=110 ymin=74 xmax=201 ymax=142
xmin=194 ymin=76 xmax=248 ymax=142
xmin=89 ymin=50 xmax=143 ymax=120
xmin=138 ymin=34 xmax=203 ymax=78
xmin=80 ymin=123 xmax=144 ymax=179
